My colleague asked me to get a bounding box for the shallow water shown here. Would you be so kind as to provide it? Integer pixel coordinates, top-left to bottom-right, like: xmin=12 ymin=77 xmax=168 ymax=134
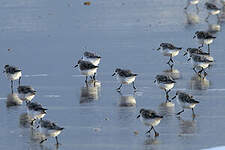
xmin=1 ymin=0 xmax=225 ymax=150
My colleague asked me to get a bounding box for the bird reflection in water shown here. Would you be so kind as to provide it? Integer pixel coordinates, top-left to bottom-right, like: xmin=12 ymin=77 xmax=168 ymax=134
xmin=206 ymin=19 xmax=221 ymax=34
xmin=184 ymin=10 xmax=200 ymax=25
xmin=19 ymin=112 xmax=32 ymax=128
xmin=178 ymin=117 xmax=196 ymax=135
xmin=144 ymin=137 xmax=159 ymax=146
xmin=158 ymin=102 xmax=175 ymax=116
xmin=117 ymin=91 xmax=136 ymax=107
xmin=80 ymin=80 xmax=101 ymax=103
xmin=163 ymin=67 xmax=181 ymax=80
xmin=6 ymin=93 xmax=23 ymax=107
xmin=189 ymin=75 xmax=210 ymax=90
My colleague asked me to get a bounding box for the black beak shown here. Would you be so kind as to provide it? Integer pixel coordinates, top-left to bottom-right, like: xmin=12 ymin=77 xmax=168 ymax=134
xmin=183 ymin=52 xmax=188 ymax=56
xmin=156 ymin=47 xmax=161 ymax=51
xmin=74 ymin=64 xmax=78 ymax=68
xmin=193 ymin=35 xmax=196 ymax=39
xmin=137 ymin=115 xmax=140 ymax=119
xmin=112 ymin=73 xmax=116 ymax=76
xmin=187 ymin=58 xmax=191 ymax=61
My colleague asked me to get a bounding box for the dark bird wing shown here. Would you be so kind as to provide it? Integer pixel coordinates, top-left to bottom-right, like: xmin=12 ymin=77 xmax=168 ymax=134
xmin=118 ymin=69 xmax=137 ymax=77
xmin=6 ymin=66 xmax=21 ymax=74
xmin=79 ymin=61 xmax=98 ymax=70
xmin=142 ymin=110 xmax=163 ymax=119
xmin=84 ymin=51 xmax=101 ymax=58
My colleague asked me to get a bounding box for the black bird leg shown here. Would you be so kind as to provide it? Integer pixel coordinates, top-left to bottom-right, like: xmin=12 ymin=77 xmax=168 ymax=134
xmin=207 ymin=44 xmax=210 ymax=55
xmin=198 ymin=44 xmax=203 ymax=49
xmin=31 ymin=119 xmax=36 ymax=126
xmin=93 ymin=73 xmax=96 ymax=80
xmin=184 ymin=2 xmax=190 ymax=10
xmin=11 ymin=80 xmax=13 ymax=94
xmin=19 ymin=77 xmax=21 ymax=86
xmin=198 ymin=67 xmax=204 ymax=76
xmin=85 ymin=76 xmax=88 ymax=83
xmin=132 ymin=82 xmax=136 ymax=91
xmin=40 ymin=138 xmax=47 ymax=144
xmin=165 ymin=89 xmax=171 ymax=102
xmin=205 ymin=13 xmax=210 ymax=21
xmin=145 ymin=126 xmax=153 ymax=134
xmin=152 ymin=126 xmax=159 ymax=137
xmin=176 ymin=109 xmax=184 ymax=115
xmin=117 ymin=84 xmax=123 ymax=91
xmin=203 ymin=70 xmax=207 ymax=79
xmin=192 ymin=108 xmax=196 ymax=118
xmin=193 ymin=66 xmax=197 ymax=74
xmin=55 ymin=136 xmax=59 ymax=145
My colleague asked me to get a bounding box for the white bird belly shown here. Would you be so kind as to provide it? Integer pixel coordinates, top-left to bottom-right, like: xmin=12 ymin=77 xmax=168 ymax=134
xmin=193 ymin=62 xmax=210 ymax=69
xmin=158 ymin=83 xmax=174 ymax=91
xmin=162 ymin=49 xmax=179 ymax=57
xmin=47 ymin=130 xmax=62 ymax=137
xmin=80 ymin=68 xmax=98 ymax=76
xmin=6 ymin=72 xmax=22 ymax=80
xmin=118 ymin=76 xmax=136 ymax=84
xmin=177 ymin=98 xmax=196 ymax=109
xmin=203 ymin=39 xmax=213 ymax=45
xmin=190 ymin=0 xmax=199 ymax=5
xmin=27 ymin=110 xmax=45 ymax=120
xmin=19 ymin=93 xmax=35 ymax=101
xmin=209 ymin=10 xmax=220 ymax=15
xmin=141 ymin=117 xmax=161 ymax=127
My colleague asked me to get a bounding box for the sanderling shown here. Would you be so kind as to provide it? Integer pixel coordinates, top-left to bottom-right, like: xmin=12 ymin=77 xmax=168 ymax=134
xmin=172 ymin=91 xmax=199 ymax=117
xmin=189 ymin=54 xmax=214 ymax=78
xmin=3 ymin=65 xmax=22 ymax=93
xmin=82 ymin=51 xmax=101 ymax=66
xmin=205 ymin=2 xmax=221 ymax=21
xmin=17 ymin=85 xmax=36 ymax=101
xmin=82 ymin=51 xmax=101 ymax=80
xmin=137 ymin=109 xmax=163 ymax=137
xmin=112 ymin=68 xmax=138 ymax=91
xmin=184 ymin=48 xmax=210 ymax=58
xmin=193 ymin=31 xmax=216 ymax=54
xmin=38 ymin=119 xmax=64 ymax=145
xmin=156 ymin=43 xmax=182 ymax=66
xmin=184 ymin=0 xmax=200 ymax=12
xmin=154 ymin=75 xmax=176 ymax=102
xmin=74 ymin=60 xmax=98 ymax=83
xmin=117 ymin=91 xmax=136 ymax=107
xmin=26 ymin=101 xmax=47 ymax=125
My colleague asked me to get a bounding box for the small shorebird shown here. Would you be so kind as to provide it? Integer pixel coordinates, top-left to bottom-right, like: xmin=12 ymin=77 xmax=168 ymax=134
xmin=189 ymin=53 xmax=214 ymax=78
xmin=205 ymin=2 xmax=221 ymax=21
xmin=156 ymin=43 xmax=182 ymax=67
xmin=172 ymin=91 xmax=199 ymax=117
xmin=112 ymin=68 xmax=138 ymax=91
xmin=82 ymin=51 xmax=101 ymax=66
xmin=137 ymin=109 xmax=163 ymax=137
xmin=184 ymin=48 xmax=209 ymax=57
xmin=82 ymin=51 xmax=101 ymax=80
xmin=193 ymin=31 xmax=216 ymax=54
xmin=74 ymin=60 xmax=98 ymax=83
xmin=154 ymin=75 xmax=176 ymax=102
xmin=26 ymin=101 xmax=47 ymax=125
xmin=38 ymin=119 xmax=64 ymax=145
xmin=3 ymin=65 xmax=22 ymax=93
xmin=17 ymin=85 xmax=36 ymax=101
xmin=184 ymin=0 xmax=200 ymax=12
